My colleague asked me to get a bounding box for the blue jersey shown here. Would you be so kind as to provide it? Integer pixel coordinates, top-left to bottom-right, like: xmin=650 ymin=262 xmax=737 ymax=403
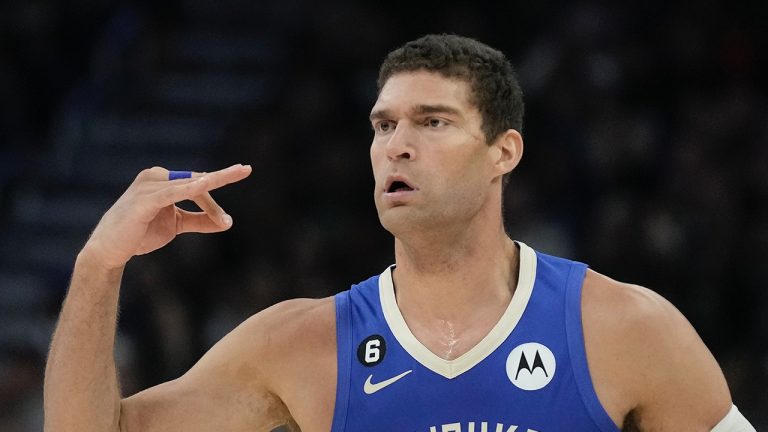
xmin=331 ymin=242 xmax=620 ymax=432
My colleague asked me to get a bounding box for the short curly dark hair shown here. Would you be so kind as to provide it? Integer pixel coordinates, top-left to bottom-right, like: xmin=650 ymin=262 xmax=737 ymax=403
xmin=377 ymin=34 xmax=525 ymax=144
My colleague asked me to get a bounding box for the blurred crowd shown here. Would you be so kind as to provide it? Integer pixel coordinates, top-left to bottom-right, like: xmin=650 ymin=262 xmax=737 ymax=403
xmin=1 ymin=0 xmax=766 ymax=430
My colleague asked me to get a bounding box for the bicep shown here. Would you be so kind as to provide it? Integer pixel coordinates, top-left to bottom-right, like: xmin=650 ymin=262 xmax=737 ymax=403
xmin=629 ymin=288 xmax=732 ymax=429
xmin=583 ymin=272 xmax=733 ymax=430
xmin=120 ymin=378 xmax=291 ymax=432
xmin=119 ymin=314 xmax=294 ymax=432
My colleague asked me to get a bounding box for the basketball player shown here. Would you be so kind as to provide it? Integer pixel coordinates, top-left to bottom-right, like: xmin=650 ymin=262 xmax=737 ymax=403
xmin=44 ymin=35 xmax=755 ymax=431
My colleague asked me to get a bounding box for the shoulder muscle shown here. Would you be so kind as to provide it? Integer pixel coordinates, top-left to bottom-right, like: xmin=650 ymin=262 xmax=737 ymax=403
xmin=120 ymin=296 xmax=336 ymax=432
xmin=582 ymin=270 xmax=732 ymax=430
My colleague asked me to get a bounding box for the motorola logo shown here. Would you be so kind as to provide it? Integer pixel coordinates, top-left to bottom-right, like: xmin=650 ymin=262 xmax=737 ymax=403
xmin=506 ymin=342 xmax=556 ymax=391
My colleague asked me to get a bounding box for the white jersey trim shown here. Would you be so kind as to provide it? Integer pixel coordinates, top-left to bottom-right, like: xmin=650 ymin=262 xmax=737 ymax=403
xmin=379 ymin=241 xmax=537 ymax=379
xmin=711 ymin=405 xmax=756 ymax=432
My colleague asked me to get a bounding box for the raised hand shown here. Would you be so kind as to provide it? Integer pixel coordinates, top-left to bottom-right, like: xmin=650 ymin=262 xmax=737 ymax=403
xmin=82 ymin=164 xmax=252 ymax=270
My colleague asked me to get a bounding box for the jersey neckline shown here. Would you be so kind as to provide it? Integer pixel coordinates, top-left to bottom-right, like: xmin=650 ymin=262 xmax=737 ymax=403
xmin=378 ymin=241 xmax=538 ymax=379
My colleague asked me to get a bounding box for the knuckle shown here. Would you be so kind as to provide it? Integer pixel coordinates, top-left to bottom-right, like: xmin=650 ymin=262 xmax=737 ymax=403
xmin=128 ymin=178 xmax=152 ymax=197
xmin=137 ymin=167 xmax=158 ymax=181
xmin=149 ymin=166 xmax=166 ymax=176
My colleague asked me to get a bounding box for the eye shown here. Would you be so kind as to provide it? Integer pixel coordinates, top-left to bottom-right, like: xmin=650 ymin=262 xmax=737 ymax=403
xmin=374 ymin=120 xmax=395 ymax=133
xmin=426 ymin=118 xmax=447 ymax=128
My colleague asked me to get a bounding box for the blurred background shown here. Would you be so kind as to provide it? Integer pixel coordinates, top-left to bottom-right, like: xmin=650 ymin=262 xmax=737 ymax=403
xmin=1 ymin=0 xmax=766 ymax=429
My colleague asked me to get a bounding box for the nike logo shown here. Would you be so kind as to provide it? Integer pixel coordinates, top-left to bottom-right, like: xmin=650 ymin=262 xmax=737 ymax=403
xmin=363 ymin=370 xmax=413 ymax=394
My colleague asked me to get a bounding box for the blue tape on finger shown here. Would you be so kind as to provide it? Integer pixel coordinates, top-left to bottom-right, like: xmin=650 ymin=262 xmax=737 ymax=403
xmin=169 ymin=171 xmax=193 ymax=181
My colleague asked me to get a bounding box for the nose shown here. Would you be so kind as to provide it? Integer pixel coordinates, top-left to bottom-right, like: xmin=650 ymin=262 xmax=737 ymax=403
xmin=385 ymin=122 xmax=414 ymax=161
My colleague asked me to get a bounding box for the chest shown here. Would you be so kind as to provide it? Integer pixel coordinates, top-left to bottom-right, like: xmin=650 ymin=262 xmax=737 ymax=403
xmin=328 ymin=253 xmax=623 ymax=432
xmin=344 ymin=317 xmax=576 ymax=430
xmin=403 ymin=309 xmax=509 ymax=361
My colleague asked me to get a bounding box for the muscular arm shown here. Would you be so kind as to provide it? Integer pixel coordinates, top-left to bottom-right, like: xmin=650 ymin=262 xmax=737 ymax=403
xmin=119 ymin=297 xmax=336 ymax=432
xmin=45 ymin=252 xmax=295 ymax=432
xmin=582 ymin=270 xmax=738 ymax=431
xmin=43 ymin=165 xmax=274 ymax=432
xmin=119 ymin=304 xmax=296 ymax=432
xmin=44 ymin=251 xmax=125 ymax=431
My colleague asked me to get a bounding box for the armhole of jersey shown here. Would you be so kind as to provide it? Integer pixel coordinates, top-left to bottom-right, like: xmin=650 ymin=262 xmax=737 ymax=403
xmin=564 ymin=263 xmax=621 ymax=432
xmin=330 ymin=291 xmax=352 ymax=432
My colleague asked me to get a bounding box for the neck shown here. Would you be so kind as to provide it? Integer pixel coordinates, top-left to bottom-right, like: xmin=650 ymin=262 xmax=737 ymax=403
xmin=392 ymin=216 xmax=519 ymax=324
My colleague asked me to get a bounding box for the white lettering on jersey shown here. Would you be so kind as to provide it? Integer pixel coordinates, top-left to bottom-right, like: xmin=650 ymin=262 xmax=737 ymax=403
xmin=428 ymin=422 xmax=538 ymax=432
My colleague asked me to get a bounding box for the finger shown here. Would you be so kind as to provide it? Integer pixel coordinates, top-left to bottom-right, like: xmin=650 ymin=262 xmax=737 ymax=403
xmin=194 ymin=164 xmax=252 ymax=193
xmin=139 ymin=175 xmax=203 ymax=194
xmin=175 ymin=208 xmax=232 ymax=234
xmin=168 ymin=170 xmax=202 ymax=181
xmin=141 ymin=175 xmax=233 ymax=229
xmin=192 ymin=192 xmax=231 ymax=227
xmin=136 ymin=166 xmax=199 ymax=183
xmin=151 ymin=165 xmax=252 ymax=208
xmin=137 ymin=163 xmax=243 ymax=183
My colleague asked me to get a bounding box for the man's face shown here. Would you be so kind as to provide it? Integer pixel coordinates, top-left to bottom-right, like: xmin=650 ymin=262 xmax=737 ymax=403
xmin=370 ymin=70 xmax=499 ymax=237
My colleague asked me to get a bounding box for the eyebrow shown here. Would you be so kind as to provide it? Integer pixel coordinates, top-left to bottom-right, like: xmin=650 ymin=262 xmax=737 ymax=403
xmin=412 ymin=104 xmax=462 ymax=117
xmin=369 ymin=109 xmax=393 ymax=122
xmin=369 ymin=104 xmax=463 ymax=122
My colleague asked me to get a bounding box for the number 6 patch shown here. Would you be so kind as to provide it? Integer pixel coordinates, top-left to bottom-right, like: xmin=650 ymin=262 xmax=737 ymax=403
xmin=357 ymin=335 xmax=386 ymax=367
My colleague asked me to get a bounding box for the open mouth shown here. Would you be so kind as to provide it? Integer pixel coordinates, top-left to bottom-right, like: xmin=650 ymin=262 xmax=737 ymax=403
xmin=387 ymin=180 xmax=414 ymax=193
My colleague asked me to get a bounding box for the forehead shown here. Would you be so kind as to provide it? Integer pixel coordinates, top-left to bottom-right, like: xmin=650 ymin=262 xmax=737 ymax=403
xmin=371 ymin=70 xmax=476 ymax=116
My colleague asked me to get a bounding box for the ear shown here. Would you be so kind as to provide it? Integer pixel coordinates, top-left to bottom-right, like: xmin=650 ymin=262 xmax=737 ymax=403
xmin=490 ymin=129 xmax=523 ymax=178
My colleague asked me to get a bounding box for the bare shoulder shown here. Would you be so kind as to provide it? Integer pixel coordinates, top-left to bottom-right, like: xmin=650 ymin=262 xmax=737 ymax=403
xmin=581 ymin=269 xmax=732 ymax=430
xmin=120 ymin=297 xmax=336 ymax=432
xmin=243 ymin=296 xmax=336 ymax=354
xmin=245 ymin=296 xmax=338 ymax=429
xmin=226 ymin=297 xmax=336 ymax=390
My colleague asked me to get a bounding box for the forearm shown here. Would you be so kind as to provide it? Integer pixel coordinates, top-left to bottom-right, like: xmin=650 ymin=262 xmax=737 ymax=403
xmin=44 ymin=248 xmax=126 ymax=432
xmin=42 ymin=164 xmax=249 ymax=431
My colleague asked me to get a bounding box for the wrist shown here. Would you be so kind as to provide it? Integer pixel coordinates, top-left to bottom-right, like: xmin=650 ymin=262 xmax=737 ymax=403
xmin=76 ymin=244 xmax=126 ymax=278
